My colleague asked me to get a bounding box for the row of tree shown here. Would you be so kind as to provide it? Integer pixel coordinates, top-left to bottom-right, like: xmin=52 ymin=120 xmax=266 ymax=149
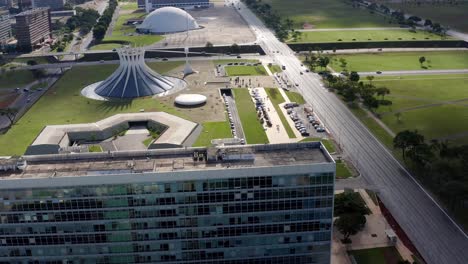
xmin=66 ymin=7 xmax=100 ymax=35
xmin=353 ymin=0 xmax=449 ymax=37
xmin=393 ymin=131 xmax=468 ymax=213
xmin=93 ymin=0 xmax=118 ymax=41
xmin=243 ymin=0 xmax=292 ymax=41
xmin=325 ymin=70 xmax=391 ymax=112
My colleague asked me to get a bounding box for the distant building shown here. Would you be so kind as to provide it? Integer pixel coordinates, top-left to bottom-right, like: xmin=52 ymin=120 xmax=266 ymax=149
xmin=14 ymin=7 xmax=51 ymax=51
xmin=140 ymin=0 xmax=210 ymax=12
xmin=17 ymin=0 xmax=32 ymax=9
xmin=0 ymin=14 xmax=11 ymax=44
xmin=0 ymin=0 xmax=12 ymax=8
xmin=31 ymin=0 xmax=65 ymax=10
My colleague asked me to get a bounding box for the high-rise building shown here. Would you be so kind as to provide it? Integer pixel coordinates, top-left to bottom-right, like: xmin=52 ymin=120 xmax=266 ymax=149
xmin=140 ymin=0 xmax=210 ymax=12
xmin=14 ymin=7 xmax=51 ymax=51
xmin=0 ymin=14 xmax=11 ymax=44
xmin=17 ymin=0 xmax=32 ymax=9
xmin=0 ymin=142 xmax=335 ymax=263
xmin=31 ymin=0 xmax=65 ymax=10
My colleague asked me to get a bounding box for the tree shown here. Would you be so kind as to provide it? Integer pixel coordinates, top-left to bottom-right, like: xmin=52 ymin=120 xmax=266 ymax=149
xmin=318 ymin=56 xmax=330 ymax=69
xmin=376 ymin=87 xmax=390 ymax=100
xmin=393 ymin=130 xmax=425 ymax=161
xmin=419 ymin=56 xmax=426 ymax=67
xmin=339 ymin=58 xmax=347 ymax=70
xmin=0 ymin=108 xmax=19 ymax=127
xmin=349 ymin=71 xmax=360 ymax=82
xmin=407 ymin=143 xmax=434 ymax=167
xmin=366 ymin=75 xmax=374 ymax=84
xmin=334 ymin=192 xmax=371 ymax=216
xmin=424 ymin=19 xmax=433 ymax=27
xmin=205 ymin=42 xmax=214 ymax=48
xmin=334 ymin=213 xmax=367 ymax=242
xmin=93 ymin=25 xmax=106 ymax=41
xmin=27 ymin=60 xmax=37 ymax=66
xmin=230 ymin=43 xmax=240 ymax=54
xmin=284 ymin=18 xmax=293 ymax=31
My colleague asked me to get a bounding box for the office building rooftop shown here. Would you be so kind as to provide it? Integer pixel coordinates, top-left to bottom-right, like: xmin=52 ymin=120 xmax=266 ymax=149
xmin=2 ymin=142 xmax=333 ymax=180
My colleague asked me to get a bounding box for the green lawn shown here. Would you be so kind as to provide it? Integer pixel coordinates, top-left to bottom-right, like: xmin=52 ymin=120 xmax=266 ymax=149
xmin=289 ymin=29 xmax=453 ymax=43
xmin=193 ymin=121 xmax=232 ymax=147
xmin=374 ymin=1 xmax=468 ymax=33
xmin=329 ymin=51 xmax=468 ymax=72
xmin=350 ymin=107 xmax=395 ymax=149
xmin=300 ymin=137 xmax=336 ymax=153
xmin=336 ymin=160 xmax=353 ymax=179
xmin=90 ymin=43 xmax=125 ymax=50
xmin=119 ymin=2 xmax=138 ymax=11
xmin=268 ymin=64 xmax=283 ymax=74
xmin=285 ymin=91 xmax=306 ymax=104
xmin=214 ymin=59 xmax=259 ymax=65
xmin=0 ymin=62 xmax=184 ymax=155
xmin=0 ymin=70 xmax=36 ymax=89
xmin=370 ymin=74 xmax=468 ymax=143
xmin=263 ymin=0 xmax=395 ymax=29
xmin=142 ymin=137 xmax=153 ymax=147
xmin=349 ymin=246 xmax=403 ymax=264
xmin=103 ymin=12 xmax=164 ymax=46
xmin=88 ymin=145 xmax=103 ymax=152
xmin=264 ymin=88 xmax=296 ymax=138
xmin=233 ymin=89 xmax=269 ymax=144
xmin=225 ymin=65 xmax=268 ymax=76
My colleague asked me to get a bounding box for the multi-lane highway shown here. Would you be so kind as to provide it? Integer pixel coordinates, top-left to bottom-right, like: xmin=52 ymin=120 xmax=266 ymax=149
xmin=230 ymin=0 xmax=468 ymax=263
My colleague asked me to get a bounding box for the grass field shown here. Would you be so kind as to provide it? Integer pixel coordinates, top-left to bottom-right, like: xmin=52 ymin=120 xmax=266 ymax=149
xmin=329 ymin=51 xmax=468 ymax=72
xmin=103 ymin=12 xmax=164 ymax=46
xmin=0 ymin=62 xmax=184 ymax=156
xmin=285 ymin=91 xmax=306 ymax=105
xmin=0 ymin=70 xmax=36 ymax=89
xmin=233 ymin=89 xmax=269 ymax=144
xmin=373 ymin=1 xmax=468 ymax=32
xmin=265 ymin=88 xmax=296 ymax=138
xmin=88 ymin=145 xmax=103 ymax=152
xmin=268 ymin=64 xmax=283 ymax=74
xmin=119 ymin=2 xmax=138 ymax=11
xmin=225 ymin=65 xmax=268 ymax=76
xmin=370 ymin=74 xmax=468 ymax=144
xmin=300 ymin=137 xmax=336 ymax=153
xmin=193 ymin=121 xmax=232 ymax=147
xmin=263 ymin=0 xmax=395 ymax=29
xmin=336 ymin=160 xmax=353 ymax=179
xmin=289 ymin=29 xmax=452 ymax=43
xmin=90 ymin=43 xmax=125 ymax=50
xmin=349 ymin=246 xmax=402 ymax=264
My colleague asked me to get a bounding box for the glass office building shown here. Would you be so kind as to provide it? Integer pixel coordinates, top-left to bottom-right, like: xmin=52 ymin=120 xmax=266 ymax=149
xmin=0 ymin=143 xmax=335 ymax=263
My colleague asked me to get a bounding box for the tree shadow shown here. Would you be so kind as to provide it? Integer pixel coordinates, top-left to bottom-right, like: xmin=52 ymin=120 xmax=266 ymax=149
xmin=95 ymin=99 xmax=134 ymax=113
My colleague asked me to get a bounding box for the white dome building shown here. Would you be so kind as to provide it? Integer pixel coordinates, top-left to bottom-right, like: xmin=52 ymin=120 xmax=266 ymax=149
xmin=137 ymin=7 xmax=199 ymax=34
xmin=175 ymin=94 xmax=207 ymax=106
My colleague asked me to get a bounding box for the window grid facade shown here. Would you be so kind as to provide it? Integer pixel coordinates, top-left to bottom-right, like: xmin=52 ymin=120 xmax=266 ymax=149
xmin=0 ymin=172 xmax=334 ymax=263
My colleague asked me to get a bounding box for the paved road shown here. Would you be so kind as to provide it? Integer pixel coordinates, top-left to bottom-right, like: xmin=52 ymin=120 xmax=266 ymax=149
xmin=359 ymin=69 xmax=468 ymax=76
xmin=297 ymin=27 xmax=404 ymax=32
xmin=230 ymin=0 xmax=468 ymax=263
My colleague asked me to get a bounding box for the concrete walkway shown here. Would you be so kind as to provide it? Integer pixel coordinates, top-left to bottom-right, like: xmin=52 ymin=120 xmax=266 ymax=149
xmin=297 ymin=27 xmax=404 ymax=32
xmin=252 ymin=88 xmax=297 ymax=144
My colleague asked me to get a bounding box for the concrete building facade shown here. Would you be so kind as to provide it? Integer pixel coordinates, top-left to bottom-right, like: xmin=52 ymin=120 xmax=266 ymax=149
xmin=31 ymin=0 xmax=65 ymax=10
xmin=0 ymin=142 xmax=335 ymax=263
xmin=0 ymin=14 xmax=11 ymax=44
xmin=14 ymin=7 xmax=51 ymax=51
xmin=139 ymin=0 xmax=210 ymax=12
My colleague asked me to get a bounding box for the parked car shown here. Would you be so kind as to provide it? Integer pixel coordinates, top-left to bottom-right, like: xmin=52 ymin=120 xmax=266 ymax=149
xmin=316 ymin=126 xmax=326 ymax=132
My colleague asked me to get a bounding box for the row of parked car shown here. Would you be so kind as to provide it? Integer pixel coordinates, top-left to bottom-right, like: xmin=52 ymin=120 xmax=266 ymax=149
xmin=285 ymin=104 xmax=309 ymax=136
xmin=223 ymin=93 xmax=245 ymax=144
xmin=306 ymin=112 xmax=326 ymax=133
xmin=274 ymin=72 xmax=291 ymax=91
xmin=252 ymin=89 xmax=272 ymax=127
